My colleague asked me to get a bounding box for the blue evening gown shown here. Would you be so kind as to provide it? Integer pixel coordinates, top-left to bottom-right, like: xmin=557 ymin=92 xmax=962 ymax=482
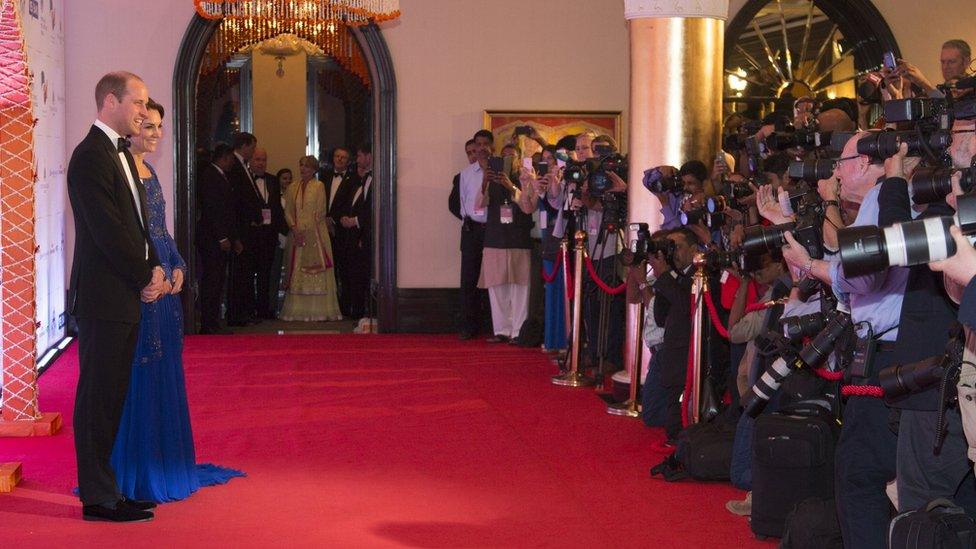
xmin=110 ymin=162 xmax=244 ymax=503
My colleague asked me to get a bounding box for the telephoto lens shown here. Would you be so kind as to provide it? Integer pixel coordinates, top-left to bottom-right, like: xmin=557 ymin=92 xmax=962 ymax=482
xmin=702 ymin=250 xmax=741 ymax=272
xmin=742 ymin=356 xmax=795 ymax=418
xmin=647 ymin=238 xmax=676 ymax=262
xmin=643 ymin=167 xmax=682 ymax=194
xmin=838 ymin=192 xmax=976 ymax=276
xmin=878 ymin=355 xmax=947 ymax=399
xmin=706 ymin=195 xmax=727 ymax=214
xmin=856 ymin=129 xmax=953 ymax=160
xmin=742 ymin=223 xmax=794 ymax=255
xmin=680 ymin=207 xmax=707 ymax=226
xmin=909 ymin=166 xmax=976 ymax=205
xmin=798 ymin=310 xmax=851 ymax=368
xmin=789 ymin=159 xmax=836 ymax=182
xmin=780 ymin=312 xmax=827 ymax=342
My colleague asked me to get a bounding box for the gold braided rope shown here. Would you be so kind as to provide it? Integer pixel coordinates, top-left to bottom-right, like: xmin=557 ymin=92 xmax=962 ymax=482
xmin=0 ymin=0 xmax=39 ymax=422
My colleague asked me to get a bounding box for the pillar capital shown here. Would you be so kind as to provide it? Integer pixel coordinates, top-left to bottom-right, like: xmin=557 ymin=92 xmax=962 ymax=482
xmin=624 ymin=0 xmax=729 ymax=21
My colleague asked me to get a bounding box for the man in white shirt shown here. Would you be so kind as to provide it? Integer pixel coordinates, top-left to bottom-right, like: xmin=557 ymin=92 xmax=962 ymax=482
xmin=455 ymin=130 xmax=493 ymax=339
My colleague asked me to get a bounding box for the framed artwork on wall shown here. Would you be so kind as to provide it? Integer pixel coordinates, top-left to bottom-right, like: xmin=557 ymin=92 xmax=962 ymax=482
xmin=483 ymin=110 xmax=623 ymax=157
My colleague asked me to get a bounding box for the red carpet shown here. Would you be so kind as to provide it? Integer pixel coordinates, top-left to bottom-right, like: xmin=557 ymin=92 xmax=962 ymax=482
xmin=1 ymin=334 xmax=772 ymax=548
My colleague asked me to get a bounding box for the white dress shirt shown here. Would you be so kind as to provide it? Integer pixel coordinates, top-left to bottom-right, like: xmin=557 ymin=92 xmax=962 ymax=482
xmin=350 ymin=173 xmax=371 ymax=228
xmin=93 ymin=118 xmax=147 ymax=259
xmin=329 ymin=171 xmax=346 ymax=208
xmin=458 ymin=161 xmax=487 ymax=223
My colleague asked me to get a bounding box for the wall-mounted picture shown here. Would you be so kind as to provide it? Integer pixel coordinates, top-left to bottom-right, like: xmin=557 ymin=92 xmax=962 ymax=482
xmin=483 ymin=110 xmax=623 ymax=157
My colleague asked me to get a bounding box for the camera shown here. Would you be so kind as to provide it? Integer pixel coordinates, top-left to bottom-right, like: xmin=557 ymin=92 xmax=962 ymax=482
xmin=563 ymin=159 xmax=588 ymax=185
xmin=837 ymin=192 xmax=976 ymax=276
xmin=743 ymin=192 xmax=826 ymax=259
xmin=625 ymin=223 xmax=653 ymax=265
xmin=879 ymin=323 xmax=964 ymax=399
xmin=884 ymin=95 xmax=976 ymax=126
xmin=765 ymin=128 xmax=852 ymax=153
xmin=907 ymin=163 xmax=976 ymax=205
xmin=856 ymin=129 xmax=953 ymax=161
xmin=780 ymin=312 xmax=827 ymax=342
xmin=680 ymin=207 xmax=725 ymax=229
xmin=589 ymin=153 xmax=628 ymax=198
xmin=743 ymin=309 xmax=852 ymax=417
xmin=644 ymin=166 xmax=682 ymax=194
xmin=789 ymin=159 xmax=837 ymax=182
xmin=600 ymin=191 xmax=628 ymax=232
xmin=701 ymin=249 xmax=742 ymax=272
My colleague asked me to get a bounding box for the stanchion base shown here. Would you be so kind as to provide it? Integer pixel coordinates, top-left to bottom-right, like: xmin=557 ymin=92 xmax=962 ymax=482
xmin=0 ymin=412 xmax=63 ymax=437
xmin=0 ymin=463 xmax=22 ymax=492
xmin=606 ymin=400 xmax=640 ymax=417
xmin=551 ymin=372 xmax=596 ymax=387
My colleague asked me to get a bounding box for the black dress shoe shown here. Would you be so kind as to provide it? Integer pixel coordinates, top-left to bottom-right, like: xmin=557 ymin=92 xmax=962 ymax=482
xmin=82 ymin=502 xmax=153 ymax=523
xmin=458 ymin=331 xmax=473 ymax=341
xmin=120 ymin=496 xmax=157 ymax=511
xmin=486 ymin=335 xmax=509 ymax=344
xmin=507 ymin=337 xmax=520 ymax=346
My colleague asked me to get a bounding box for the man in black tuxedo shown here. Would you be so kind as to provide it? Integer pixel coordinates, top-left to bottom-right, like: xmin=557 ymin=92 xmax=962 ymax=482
xmin=337 ymin=143 xmax=374 ymax=319
xmin=226 ymin=132 xmax=260 ymax=326
xmin=324 ymin=146 xmax=359 ymax=317
xmin=67 ymin=71 xmax=167 ymax=522
xmin=195 ymin=143 xmax=238 ymax=334
xmin=245 ymin=147 xmax=286 ymax=319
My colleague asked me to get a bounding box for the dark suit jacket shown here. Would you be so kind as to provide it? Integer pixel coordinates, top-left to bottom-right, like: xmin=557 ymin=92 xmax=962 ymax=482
xmin=323 ymin=169 xmax=358 ymax=222
xmin=960 ymin=277 xmax=976 ymax=331
xmin=349 ymin=172 xmax=373 ymax=251
xmin=654 ymin=269 xmax=694 ymax=387
xmin=449 ymin=173 xmax=462 ymax=220
xmin=228 ymin=154 xmax=263 ymax=236
xmin=195 ymin=163 xmax=237 ymax=246
xmin=67 ymin=125 xmax=160 ymax=323
xmin=252 ymin=171 xmax=288 ymax=236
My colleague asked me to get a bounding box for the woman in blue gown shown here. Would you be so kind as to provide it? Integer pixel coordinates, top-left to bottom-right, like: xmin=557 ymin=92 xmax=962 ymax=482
xmin=110 ymin=99 xmax=244 ymax=502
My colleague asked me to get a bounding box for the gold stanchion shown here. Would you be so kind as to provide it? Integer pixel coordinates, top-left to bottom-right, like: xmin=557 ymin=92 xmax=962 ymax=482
xmin=552 ymin=228 xmax=595 ymax=387
xmin=607 ymin=299 xmax=645 ymax=417
xmin=687 ymin=253 xmax=707 ymax=424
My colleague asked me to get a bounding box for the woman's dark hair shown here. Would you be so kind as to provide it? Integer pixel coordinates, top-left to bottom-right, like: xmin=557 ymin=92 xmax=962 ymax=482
xmin=147 ymin=97 xmax=164 ymax=119
xmin=276 ymin=168 xmax=293 ymax=180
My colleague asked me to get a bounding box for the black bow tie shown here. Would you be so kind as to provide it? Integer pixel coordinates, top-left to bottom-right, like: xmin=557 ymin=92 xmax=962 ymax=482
xmin=117 ymin=136 xmax=131 ymax=152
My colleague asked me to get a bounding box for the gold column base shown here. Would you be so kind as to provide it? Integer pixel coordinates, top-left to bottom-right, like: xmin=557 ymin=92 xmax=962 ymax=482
xmin=551 ymin=371 xmax=596 ymax=387
xmin=606 ymin=399 xmax=640 ymax=417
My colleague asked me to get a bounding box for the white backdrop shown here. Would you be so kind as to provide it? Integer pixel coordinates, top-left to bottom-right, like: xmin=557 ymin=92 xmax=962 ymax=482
xmin=20 ymin=0 xmax=66 ymax=355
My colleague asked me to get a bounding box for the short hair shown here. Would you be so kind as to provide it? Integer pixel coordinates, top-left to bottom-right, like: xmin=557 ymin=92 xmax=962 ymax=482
xmin=146 ymin=98 xmax=164 ymax=119
xmin=943 ymin=39 xmax=972 ymax=59
xmin=678 ymin=160 xmax=708 ymax=183
xmin=763 ymin=152 xmax=791 ymax=178
xmin=356 ymin=142 xmax=372 ymax=155
xmin=211 ymin=142 xmax=234 ymax=163
xmin=464 ymin=138 xmax=476 ymax=148
xmin=299 ymin=155 xmax=319 ymax=170
xmin=275 ymin=168 xmax=293 ymax=180
xmin=593 ymin=134 xmax=618 ymax=151
xmin=232 ymin=132 xmax=256 ymax=150
xmin=555 ymin=134 xmax=577 ymax=151
xmin=332 ymin=146 xmax=350 ymax=158
xmin=502 ymin=143 xmax=520 ymax=154
xmin=819 ymin=97 xmax=858 ymax=126
xmin=94 ymin=71 xmax=142 ymax=110
xmin=670 ymin=227 xmax=700 ymax=247
xmin=473 ymin=129 xmax=495 ymax=143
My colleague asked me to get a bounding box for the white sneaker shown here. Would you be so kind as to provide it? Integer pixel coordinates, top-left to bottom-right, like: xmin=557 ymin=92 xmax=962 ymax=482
xmin=725 ymin=491 xmax=752 ymax=516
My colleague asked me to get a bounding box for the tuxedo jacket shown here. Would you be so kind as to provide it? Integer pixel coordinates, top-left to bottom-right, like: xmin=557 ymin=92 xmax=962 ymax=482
xmin=251 ymin=171 xmax=288 ymax=236
xmin=323 ymin=169 xmax=358 ymax=222
xmin=228 ymin=155 xmax=263 ymax=236
xmin=67 ymin=125 xmax=160 ymax=323
xmin=349 ymin=172 xmax=373 ymax=251
xmin=448 ymin=173 xmax=462 ymax=220
xmin=196 ymin=163 xmax=238 ymax=246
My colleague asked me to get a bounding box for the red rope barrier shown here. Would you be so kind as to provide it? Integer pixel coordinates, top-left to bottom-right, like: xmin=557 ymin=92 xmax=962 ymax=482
xmin=541 ymin=250 xmax=562 ymax=283
xmin=702 ymin=289 xmax=730 ymax=339
xmin=584 ymin=255 xmax=626 ymax=295
xmin=813 ymin=368 xmax=844 ymax=381
xmin=841 ymin=385 xmax=885 ymax=398
xmin=744 ymin=300 xmax=779 ymax=313
xmin=681 ymin=292 xmax=697 ymax=428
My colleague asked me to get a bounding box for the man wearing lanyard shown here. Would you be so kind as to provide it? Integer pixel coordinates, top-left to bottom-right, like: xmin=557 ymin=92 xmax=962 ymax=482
xmin=247 ymin=147 xmax=286 ymax=319
xmin=455 ymin=130 xmax=493 ymax=340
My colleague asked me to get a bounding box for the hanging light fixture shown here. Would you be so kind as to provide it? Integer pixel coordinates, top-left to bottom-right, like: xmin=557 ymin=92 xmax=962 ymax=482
xmin=194 ymin=0 xmax=400 ymax=27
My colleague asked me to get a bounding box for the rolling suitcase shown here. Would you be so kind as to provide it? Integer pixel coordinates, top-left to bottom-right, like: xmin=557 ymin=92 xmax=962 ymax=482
xmin=751 ymin=402 xmax=838 ymax=539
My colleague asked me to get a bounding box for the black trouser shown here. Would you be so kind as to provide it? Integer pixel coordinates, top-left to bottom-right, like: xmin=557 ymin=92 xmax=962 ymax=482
xmin=198 ymin=239 xmax=229 ymax=330
xmin=583 ymin=254 xmax=625 ymax=371
xmin=664 ymin=383 xmax=685 ymax=440
xmin=228 ymin=236 xmax=257 ymax=323
xmin=459 ymin=221 xmax=488 ymax=335
xmin=251 ymin=226 xmax=279 ymax=318
xmin=74 ymin=316 xmax=140 ymax=506
xmin=897 ymin=407 xmax=976 ymax=514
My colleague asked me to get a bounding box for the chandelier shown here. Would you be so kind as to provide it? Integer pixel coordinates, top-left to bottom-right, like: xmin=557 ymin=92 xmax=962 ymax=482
xmin=194 ymin=0 xmax=401 ymax=27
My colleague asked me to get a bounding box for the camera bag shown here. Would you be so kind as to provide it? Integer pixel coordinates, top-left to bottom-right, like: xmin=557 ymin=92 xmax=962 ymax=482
xmin=888 ymin=498 xmax=976 ymax=549
xmin=780 ymin=497 xmax=843 ymax=549
xmin=648 ymin=419 xmax=736 ymax=482
xmin=751 ymin=402 xmax=838 ymax=539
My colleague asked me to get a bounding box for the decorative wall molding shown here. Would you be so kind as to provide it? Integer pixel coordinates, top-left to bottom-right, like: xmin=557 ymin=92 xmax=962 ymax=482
xmin=624 ymin=0 xmax=729 ymax=21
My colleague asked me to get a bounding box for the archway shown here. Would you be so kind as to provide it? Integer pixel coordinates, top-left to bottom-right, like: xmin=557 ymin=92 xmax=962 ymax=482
xmin=172 ymin=14 xmax=397 ymax=333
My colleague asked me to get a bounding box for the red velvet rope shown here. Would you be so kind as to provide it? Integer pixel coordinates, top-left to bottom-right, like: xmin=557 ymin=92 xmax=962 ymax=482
xmin=564 ymin=254 xmax=575 ymax=302
xmin=702 ymin=289 xmax=730 ymax=339
xmin=813 ymin=368 xmax=844 ymax=381
xmin=841 ymin=385 xmax=885 ymax=398
xmin=681 ymin=292 xmax=697 ymax=428
xmin=584 ymin=255 xmax=627 ymax=295
xmin=541 ymin=250 xmax=563 ymax=283
xmin=744 ymin=300 xmax=779 ymax=313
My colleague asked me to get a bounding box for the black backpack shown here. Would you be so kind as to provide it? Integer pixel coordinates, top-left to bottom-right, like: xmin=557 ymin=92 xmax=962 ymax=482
xmin=780 ymin=497 xmax=843 ymax=549
xmin=889 ymin=498 xmax=976 ymax=549
xmin=649 ymin=420 xmax=736 ymax=482
xmin=516 ymin=318 xmax=543 ymax=348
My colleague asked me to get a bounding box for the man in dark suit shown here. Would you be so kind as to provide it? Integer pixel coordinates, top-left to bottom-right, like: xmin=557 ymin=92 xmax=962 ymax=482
xmin=337 ymin=143 xmax=374 ymax=319
xmin=67 ymin=71 xmax=167 ymax=522
xmin=245 ymin=147 xmax=286 ymax=319
xmin=324 ymin=146 xmax=360 ymax=317
xmin=450 ymin=138 xmax=489 ymax=339
xmin=226 ymin=132 xmax=260 ymax=326
xmin=649 ymin=228 xmax=701 ymax=444
xmin=195 ymin=143 xmax=238 ymax=334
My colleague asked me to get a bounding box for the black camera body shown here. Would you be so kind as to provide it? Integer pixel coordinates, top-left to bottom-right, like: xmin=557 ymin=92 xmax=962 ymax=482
xmin=742 ymin=191 xmax=825 ymax=259
xmin=857 ymin=129 xmax=953 ymax=161
xmin=643 ymin=166 xmax=682 ymax=194
xmin=780 ymin=312 xmax=827 ymax=342
xmin=701 ymin=249 xmax=742 ymax=272
xmin=589 ymin=153 xmax=628 ymax=198
xmin=909 ymin=159 xmax=976 ymax=205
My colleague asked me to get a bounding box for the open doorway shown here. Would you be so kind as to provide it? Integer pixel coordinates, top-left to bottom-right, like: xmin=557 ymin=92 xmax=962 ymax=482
xmin=173 ymin=15 xmax=398 ymax=334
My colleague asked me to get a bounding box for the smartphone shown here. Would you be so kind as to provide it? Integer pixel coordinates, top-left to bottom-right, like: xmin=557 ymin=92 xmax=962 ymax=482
xmin=522 ymin=157 xmax=534 ymax=170
xmin=502 ymin=155 xmax=514 ymax=176
xmin=715 ymin=151 xmax=727 ymax=169
xmin=536 ymin=161 xmax=550 ymax=177
xmin=488 ymin=156 xmax=504 ymax=173
xmin=514 ymin=125 xmax=533 ymax=137
xmin=883 ymin=51 xmax=897 ymax=71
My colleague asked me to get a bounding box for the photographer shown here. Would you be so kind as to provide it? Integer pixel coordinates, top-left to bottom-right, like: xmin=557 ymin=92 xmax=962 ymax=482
xmin=896 ymin=40 xmax=973 ymax=96
xmin=649 ymin=227 xmax=719 ymax=444
xmin=779 ymin=130 xmax=897 ymax=548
